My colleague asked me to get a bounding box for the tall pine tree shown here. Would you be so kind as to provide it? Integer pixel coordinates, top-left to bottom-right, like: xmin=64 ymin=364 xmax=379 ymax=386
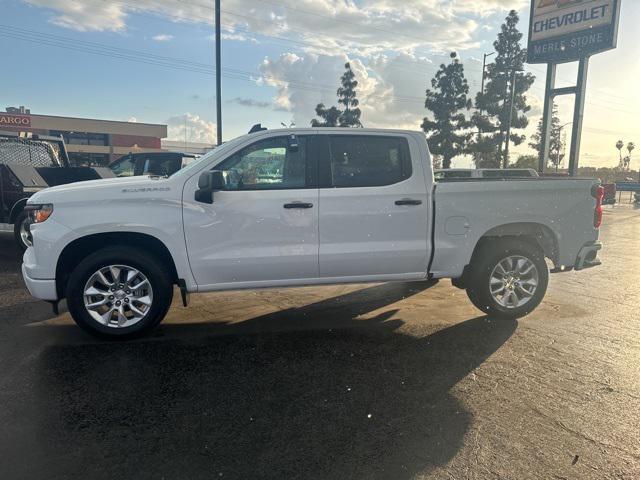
xmin=470 ymin=10 xmax=535 ymax=168
xmin=311 ymin=62 xmax=363 ymax=127
xmin=337 ymin=63 xmax=362 ymax=127
xmin=421 ymin=52 xmax=472 ymax=169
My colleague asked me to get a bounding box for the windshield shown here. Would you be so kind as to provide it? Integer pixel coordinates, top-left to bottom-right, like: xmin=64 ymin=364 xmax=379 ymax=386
xmin=170 ymin=136 xmax=248 ymax=178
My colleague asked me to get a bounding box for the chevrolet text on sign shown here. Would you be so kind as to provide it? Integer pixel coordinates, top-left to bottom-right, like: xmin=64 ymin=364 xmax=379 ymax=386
xmin=528 ymin=0 xmax=621 ymax=64
xmin=0 ymin=114 xmax=31 ymax=128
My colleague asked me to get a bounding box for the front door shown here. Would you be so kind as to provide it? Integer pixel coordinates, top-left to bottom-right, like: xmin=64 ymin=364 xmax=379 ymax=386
xmin=183 ymin=134 xmax=319 ymax=289
xmin=318 ymin=134 xmax=430 ymax=279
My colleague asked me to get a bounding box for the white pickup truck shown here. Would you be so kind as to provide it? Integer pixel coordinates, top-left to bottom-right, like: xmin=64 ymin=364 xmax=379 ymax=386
xmin=21 ymin=129 xmax=604 ymax=339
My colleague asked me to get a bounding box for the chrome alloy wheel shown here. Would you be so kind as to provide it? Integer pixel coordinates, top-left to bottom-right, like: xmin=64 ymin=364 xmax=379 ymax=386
xmin=20 ymin=217 xmax=33 ymax=248
xmin=83 ymin=265 xmax=153 ymax=328
xmin=489 ymin=255 xmax=539 ymax=309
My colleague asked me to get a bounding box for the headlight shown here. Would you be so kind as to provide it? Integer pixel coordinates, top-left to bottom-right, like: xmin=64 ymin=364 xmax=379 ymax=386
xmin=25 ymin=204 xmax=54 ymax=223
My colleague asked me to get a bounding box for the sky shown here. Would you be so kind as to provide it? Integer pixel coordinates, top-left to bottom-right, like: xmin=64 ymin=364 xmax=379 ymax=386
xmin=1 ymin=0 xmax=639 ymax=168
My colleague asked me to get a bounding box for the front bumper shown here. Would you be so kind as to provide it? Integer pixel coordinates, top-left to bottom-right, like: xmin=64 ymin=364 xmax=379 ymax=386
xmin=21 ymin=262 xmax=58 ymax=301
xmin=574 ymin=241 xmax=603 ymax=271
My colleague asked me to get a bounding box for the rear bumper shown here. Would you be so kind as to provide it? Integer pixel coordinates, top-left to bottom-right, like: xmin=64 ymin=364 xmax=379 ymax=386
xmin=21 ymin=263 xmax=58 ymax=301
xmin=574 ymin=241 xmax=602 ymax=271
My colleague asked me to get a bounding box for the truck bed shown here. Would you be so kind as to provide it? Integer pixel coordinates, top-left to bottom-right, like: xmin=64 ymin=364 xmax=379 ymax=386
xmin=429 ymin=177 xmax=599 ymax=279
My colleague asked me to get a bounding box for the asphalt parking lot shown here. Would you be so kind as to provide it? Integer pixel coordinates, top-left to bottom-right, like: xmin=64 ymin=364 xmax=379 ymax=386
xmin=1 ymin=206 xmax=639 ymax=480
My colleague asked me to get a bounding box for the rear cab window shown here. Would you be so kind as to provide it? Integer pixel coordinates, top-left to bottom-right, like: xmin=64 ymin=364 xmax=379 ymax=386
xmin=322 ymin=135 xmax=412 ymax=188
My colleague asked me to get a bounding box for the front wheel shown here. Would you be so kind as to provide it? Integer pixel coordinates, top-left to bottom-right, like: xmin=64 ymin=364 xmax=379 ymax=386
xmin=466 ymin=239 xmax=549 ymax=319
xmin=66 ymin=247 xmax=173 ymax=339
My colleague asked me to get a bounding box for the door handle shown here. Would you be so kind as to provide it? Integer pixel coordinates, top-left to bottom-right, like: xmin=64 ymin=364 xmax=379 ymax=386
xmin=283 ymin=202 xmax=314 ymax=209
xmin=395 ymin=198 xmax=422 ymax=206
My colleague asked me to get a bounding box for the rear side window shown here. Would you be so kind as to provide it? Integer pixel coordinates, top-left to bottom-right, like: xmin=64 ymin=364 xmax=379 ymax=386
xmin=328 ymin=135 xmax=412 ymax=188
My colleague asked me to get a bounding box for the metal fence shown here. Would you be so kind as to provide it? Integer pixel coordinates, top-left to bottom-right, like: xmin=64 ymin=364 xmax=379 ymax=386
xmin=0 ymin=137 xmax=59 ymax=167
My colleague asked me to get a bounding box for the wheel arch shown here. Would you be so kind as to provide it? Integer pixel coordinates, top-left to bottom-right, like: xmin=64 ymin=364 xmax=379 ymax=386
xmin=56 ymin=232 xmax=179 ymax=298
xmin=452 ymin=222 xmax=558 ymax=290
xmin=9 ymin=197 xmax=29 ymax=223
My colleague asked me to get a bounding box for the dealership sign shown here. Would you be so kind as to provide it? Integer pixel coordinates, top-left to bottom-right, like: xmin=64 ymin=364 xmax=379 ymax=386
xmin=0 ymin=113 xmax=31 ymax=129
xmin=528 ymin=0 xmax=621 ymax=64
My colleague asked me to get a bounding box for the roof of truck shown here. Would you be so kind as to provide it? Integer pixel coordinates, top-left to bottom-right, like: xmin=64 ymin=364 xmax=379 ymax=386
xmin=246 ymin=127 xmax=426 ymax=136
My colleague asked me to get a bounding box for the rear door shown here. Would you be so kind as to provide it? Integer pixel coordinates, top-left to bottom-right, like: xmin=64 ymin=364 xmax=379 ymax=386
xmin=318 ymin=133 xmax=430 ymax=279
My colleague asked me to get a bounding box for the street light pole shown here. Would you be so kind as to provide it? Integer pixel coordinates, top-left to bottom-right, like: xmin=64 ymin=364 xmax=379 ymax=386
xmin=215 ymin=0 xmax=222 ymax=146
xmin=556 ymin=122 xmax=573 ymax=172
xmin=503 ymin=68 xmax=517 ymax=169
xmin=477 ymin=52 xmax=495 ymax=146
xmin=479 ymin=52 xmax=495 ymax=117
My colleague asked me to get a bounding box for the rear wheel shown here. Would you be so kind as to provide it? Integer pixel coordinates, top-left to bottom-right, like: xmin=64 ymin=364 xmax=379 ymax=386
xmin=66 ymin=247 xmax=173 ymax=339
xmin=13 ymin=210 xmax=32 ymax=252
xmin=466 ymin=239 xmax=549 ymax=319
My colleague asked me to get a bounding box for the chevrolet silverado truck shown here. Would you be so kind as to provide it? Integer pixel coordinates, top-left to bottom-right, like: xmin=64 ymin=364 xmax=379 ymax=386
xmin=22 ymin=128 xmax=604 ymax=339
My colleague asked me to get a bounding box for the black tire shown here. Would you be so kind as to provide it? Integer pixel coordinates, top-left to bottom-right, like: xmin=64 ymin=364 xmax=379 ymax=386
xmin=66 ymin=246 xmax=173 ymax=339
xmin=465 ymin=238 xmax=549 ymax=319
xmin=13 ymin=210 xmax=32 ymax=252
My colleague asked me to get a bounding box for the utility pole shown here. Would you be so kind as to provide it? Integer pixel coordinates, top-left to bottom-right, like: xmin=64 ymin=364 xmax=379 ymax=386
xmin=215 ymin=0 xmax=222 ymax=146
xmin=503 ymin=68 xmax=517 ymax=169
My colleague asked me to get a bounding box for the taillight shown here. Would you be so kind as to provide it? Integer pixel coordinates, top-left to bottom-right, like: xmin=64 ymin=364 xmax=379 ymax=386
xmin=592 ymin=185 xmax=604 ymax=229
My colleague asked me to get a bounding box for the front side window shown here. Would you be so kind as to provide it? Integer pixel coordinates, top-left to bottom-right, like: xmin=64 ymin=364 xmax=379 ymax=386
xmin=328 ymin=136 xmax=412 ymax=188
xmin=110 ymin=155 xmax=135 ymax=177
xmin=219 ymin=136 xmax=307 ymax=190
xmin=142 ymin=157 xmax=177 ymax=176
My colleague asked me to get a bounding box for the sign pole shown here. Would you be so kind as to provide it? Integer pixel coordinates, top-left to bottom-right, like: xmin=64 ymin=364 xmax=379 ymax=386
xmin=538 ymin=63 xmax=556 ymax=173
xmin=568 ymin=56 xmax=589 ymax=177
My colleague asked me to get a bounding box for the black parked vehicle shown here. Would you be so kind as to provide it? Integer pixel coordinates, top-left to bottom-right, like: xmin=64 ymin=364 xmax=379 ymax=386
xmin=109 ymin=151 xmax=197 ymax=177
xmin=0 ymin=131 xmax=115 ymax=251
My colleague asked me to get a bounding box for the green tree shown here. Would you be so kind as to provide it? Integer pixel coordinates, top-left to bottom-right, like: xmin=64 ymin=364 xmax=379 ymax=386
xmin=529 ymin=104 xmax=563 ymax=170
xmin=470 ymin=10 xmax=535 ymax=168
xmin=311 ymin=62 xmax=363 ymax=128
xmin=337 ymin=62 xmax=362 ymax=127
xmin=311 ymin=104 xmax=341 ymax=127
xmin=421 ymin=52 xmax=472 ymax=169
xmin=431 ymin=154 xmax=443 ymax=170
xmin=511 ymin=154 xmax=538 ymax=169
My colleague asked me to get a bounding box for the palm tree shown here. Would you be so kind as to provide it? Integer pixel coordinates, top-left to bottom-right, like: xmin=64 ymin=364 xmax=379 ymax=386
xmin=616 ymin=140 xmax=624 ymax=168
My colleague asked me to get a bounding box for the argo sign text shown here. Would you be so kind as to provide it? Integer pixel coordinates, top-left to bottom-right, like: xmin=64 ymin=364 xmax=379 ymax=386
xmin=0 ymin=114 xmax=32 ymax=129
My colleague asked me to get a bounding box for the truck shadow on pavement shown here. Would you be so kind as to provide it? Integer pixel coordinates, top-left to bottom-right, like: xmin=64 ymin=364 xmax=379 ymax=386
xmin=0 ymin=280 xmax=519 ymax=480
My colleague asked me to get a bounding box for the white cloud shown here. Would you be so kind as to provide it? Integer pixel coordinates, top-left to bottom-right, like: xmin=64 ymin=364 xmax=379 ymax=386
xmin=22 ymin=0 xmax=521 ymax=55
xmin=166 ymin=113 xmax=217 ymax=143
xmin=23 ymin=0 xmax=128 ymax=31
xmin=258 ymin=52 xmax=439 ymax=130
xmin=229 ymin=97 xmax=272 ymax=109
xmin=127 ymin=116 xmax=138 ymax=123
xmin=152 ymin=34 xmax=173 ymax=42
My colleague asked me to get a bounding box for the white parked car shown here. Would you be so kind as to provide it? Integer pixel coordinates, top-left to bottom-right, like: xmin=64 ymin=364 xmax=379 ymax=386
xmin=22 ymin=129 xmax=603 ymax=339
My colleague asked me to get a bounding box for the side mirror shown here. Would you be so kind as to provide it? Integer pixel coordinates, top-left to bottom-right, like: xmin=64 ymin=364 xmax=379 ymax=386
xmin=195 ymin=170 xmax=228 ymax=204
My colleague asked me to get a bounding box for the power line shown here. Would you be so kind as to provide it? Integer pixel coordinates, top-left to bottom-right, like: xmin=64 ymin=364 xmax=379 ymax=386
xmin=0 ymin=25 xmax=431 ymax=105
xmin=90 ymin=0 xmax=633 ymax=106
